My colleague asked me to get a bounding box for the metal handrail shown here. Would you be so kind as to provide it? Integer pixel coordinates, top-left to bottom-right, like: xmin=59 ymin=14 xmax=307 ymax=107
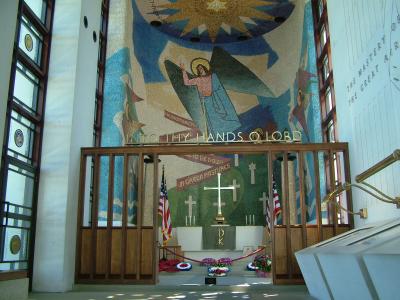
xmin=324 ymin=149 xmax=400 ymax=218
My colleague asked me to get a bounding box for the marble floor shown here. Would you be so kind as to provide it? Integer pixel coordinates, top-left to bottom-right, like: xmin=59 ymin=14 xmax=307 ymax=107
xmin=29 ymin=284 xmax=314 ymax=300
xmin=28 ymin=262 xmax=313 ymax=300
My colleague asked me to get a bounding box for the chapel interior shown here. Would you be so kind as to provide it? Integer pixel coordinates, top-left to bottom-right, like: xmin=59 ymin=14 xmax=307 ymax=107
xmin=0 ymin=1 xmax=399 ymax=300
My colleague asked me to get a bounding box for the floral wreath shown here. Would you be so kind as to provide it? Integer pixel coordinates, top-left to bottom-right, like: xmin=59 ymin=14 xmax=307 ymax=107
xmin=247 ymin=262 xmax=258 ymax=271
xmin=176 ymin=262 xmax=192 ymax=271
xmin=208 ymin=266 xmax=230 ymax=277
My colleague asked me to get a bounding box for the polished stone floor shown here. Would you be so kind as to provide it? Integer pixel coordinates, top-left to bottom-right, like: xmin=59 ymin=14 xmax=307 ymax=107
xmin=29 ymin=284 xmax=314 ymax=300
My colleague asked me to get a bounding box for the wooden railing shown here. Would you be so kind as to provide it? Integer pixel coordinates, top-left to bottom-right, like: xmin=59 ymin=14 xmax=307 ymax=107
xmin=75 ymin=142 xmax=353 ymax=284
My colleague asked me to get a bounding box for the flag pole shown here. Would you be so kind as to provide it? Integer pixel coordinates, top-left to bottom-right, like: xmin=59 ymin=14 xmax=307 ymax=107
xmin=162 ymin=165 xmax=166 ymax=260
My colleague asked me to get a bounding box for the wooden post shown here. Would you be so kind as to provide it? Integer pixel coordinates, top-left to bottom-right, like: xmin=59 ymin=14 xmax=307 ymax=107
xmin=283 ymin=151 xmax=293 ymax=279
xmin=298 ymin=151 xmax=307 ymax=248
xmin=267 ymin=151 xmax=276 ymax=284
xmin=329 ymin=150 xmax=338 ymax=235
xmin=105 ymin=154 xmax=114 ymax=279
xmin=121 ymin=154 xmax=129 ymax=280
xmin=313 ymin=151 xmax=323 ymax=242
xmin=343 ymin=147 xmax=354 ymax=228
xmin=90 ymin=154 xmax=100 ymax=280
xmin=75 ymin=151 xmax=87 ymax=281
xmin=152 ymin=153 xmax=159 ymax=284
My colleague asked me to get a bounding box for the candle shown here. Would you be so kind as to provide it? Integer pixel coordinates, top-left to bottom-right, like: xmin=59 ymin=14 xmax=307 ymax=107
xmin=246 ymin=215 xmax=248 ymax=225
xmin=253 ymin=214 xmax=255 ymax=225
xmin=193 ymin=215 xmax=195 ymax=226
xmin=185 ymin=216 xmax=188 ymax=226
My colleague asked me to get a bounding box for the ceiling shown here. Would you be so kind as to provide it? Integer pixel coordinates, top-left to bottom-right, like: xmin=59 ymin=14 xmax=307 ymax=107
xmin=136 ymin=0 xmax=295 ymax=44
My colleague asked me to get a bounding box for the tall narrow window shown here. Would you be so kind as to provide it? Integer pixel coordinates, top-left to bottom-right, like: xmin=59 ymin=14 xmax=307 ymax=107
xmin=312 ymin=0 xmax=344 ymax=223
xmin=0 ymin=0 xmax=54 ymax=282
xmin=93 ymin=0 xmax=110 ymax=147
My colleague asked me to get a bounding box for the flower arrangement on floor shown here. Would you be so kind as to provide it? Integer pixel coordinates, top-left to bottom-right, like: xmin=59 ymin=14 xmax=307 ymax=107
xmin=176 ymin=262 xmax=192 ymax=271
xmin=253 ymin=254 xmax=272 ymax=277
xmin=159 ymin=258 xmax=180 ymax=272
xmin=246 ymin=262 xmax=258 ymax=271
xmin=207 ymin=266 xmax=230 ymax=277
xmin=216 ymin=257 xmax=232 ymax=266
xmin=206 ymin=257 xmax=232 ymax=277
xmin=201 ymin=258 xmax=217 ymax=266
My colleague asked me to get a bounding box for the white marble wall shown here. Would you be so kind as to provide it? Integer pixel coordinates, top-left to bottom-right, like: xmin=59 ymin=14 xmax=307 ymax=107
xmin=327 ymin=0 xmax=400 ymax=226
xmin=0 ymin=2 xmax=28 ymax=298
xmin=0 ymin=1 xmax=18 ymax=170
xmin=33 ymin=0 xmax=102 ymax=292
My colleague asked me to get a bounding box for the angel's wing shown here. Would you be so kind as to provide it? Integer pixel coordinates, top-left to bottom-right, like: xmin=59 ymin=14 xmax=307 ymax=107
xmin=210 ymin=47 xmax=275 ymax=98
xmin=164 ymin=60 xmax=205 ymax=133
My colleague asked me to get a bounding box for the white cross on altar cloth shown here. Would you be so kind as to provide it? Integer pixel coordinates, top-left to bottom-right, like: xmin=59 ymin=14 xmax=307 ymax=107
xmin=259 ymin=192 xmax=268 ymax=215
xmin=184 ymin=195 xmax=196 ymax=217
xmin=234 ymin=154 xmax=239 ymax=166
xmin=232 ymin=179 xmax=240 ymax=202
xmin=204 ymin=173 xmax=234 ymax=216
xmin=249 ymin=163 xmax=256 ymax=184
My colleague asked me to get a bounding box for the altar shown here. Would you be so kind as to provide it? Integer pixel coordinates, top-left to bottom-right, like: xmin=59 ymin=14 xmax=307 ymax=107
xmin=165 ymin=226 xmax=265 ymax=253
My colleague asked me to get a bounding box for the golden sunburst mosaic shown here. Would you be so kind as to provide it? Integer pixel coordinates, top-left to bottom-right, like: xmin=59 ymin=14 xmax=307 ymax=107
xmin=136 ymin=0 xmax=295 ymax=43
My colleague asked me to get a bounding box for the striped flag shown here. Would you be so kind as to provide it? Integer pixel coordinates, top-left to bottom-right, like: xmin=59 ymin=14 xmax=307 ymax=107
xmin=158 ymin=166 xmax=172 ymax=245
xmin=266 ymin=196 xmax=271 ymax=235
xmin=272 ymin=178 xmax=282 ymax=224
xmin=266 ymin=177 xmax=282 ymax=233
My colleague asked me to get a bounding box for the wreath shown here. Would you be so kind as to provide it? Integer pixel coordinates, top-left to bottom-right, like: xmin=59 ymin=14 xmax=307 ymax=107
xmin=208 ymin=266 xmax=230 ymax=277
xmin=247 ymin=262 xmax=258 ymax=271
xmin=176 ymin=262 xmax=192 ymax=271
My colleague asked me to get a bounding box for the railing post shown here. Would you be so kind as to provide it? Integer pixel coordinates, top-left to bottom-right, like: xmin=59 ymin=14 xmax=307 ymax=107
xmin=90 ymin=154 xmax=100 ymax=280
xmin=329 ymin=150 xmax=338 ymax=235
xmin=121 ymin=154 xmax=128 ymax=280
xmin=283 ymin=151 xmax=293 ymax=279
xmin=313 ymin=151 xmax=323 ymax=242
xmin=298 ymin=151 xmax=307 ymax=248
xmin=343 ymin=147 xmax=354 ymax=228
xmin=267 ymin=151 xmax=275 ymax=284
xmin=106 ymin=154 xmax=114 ymax=279
xmin=75 ymin=151 xmax=87 ymax=281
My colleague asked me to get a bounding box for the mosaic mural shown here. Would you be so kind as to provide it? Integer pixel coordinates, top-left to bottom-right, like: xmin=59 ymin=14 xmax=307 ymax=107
xmin=99 ymin=0 xmax=323 ymax=227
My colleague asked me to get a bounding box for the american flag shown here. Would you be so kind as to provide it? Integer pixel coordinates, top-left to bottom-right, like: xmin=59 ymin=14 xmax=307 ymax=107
xmin=266 ymin=177 xmax=282 ymax=234
xmin=158 ymin=166 xmax=172 ymax=245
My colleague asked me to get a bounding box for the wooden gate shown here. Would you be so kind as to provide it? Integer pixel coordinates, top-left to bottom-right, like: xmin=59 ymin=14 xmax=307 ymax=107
xmin=75 ymin=143 xmax=353 ymax=284
xmin=75 ymin=152 xmax=158 ymax=283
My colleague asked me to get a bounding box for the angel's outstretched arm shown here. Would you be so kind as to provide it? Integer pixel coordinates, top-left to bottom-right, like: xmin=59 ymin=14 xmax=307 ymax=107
xmin=179 ymin=63 xmax=198 ymax=86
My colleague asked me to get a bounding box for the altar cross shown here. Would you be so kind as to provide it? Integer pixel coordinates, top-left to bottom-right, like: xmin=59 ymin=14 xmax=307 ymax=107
xmin=232 ymin=179 xmax=240 ymax=202
xmin=259 ymin=192 xmax=269 ymax=215
xmin=249 ymin=163 xmax=256 ymax=184
xmin=204 ymin=173 xmax=234 ymax=221
xmin=185 ymin=195 xmax=196 ymax=217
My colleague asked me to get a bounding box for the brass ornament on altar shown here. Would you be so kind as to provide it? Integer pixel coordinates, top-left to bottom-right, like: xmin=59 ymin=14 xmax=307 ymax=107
xmin=217 ymin=227 xmax=225 ymax=246
xmin=215 ymin=214 xmax=225 ymax=224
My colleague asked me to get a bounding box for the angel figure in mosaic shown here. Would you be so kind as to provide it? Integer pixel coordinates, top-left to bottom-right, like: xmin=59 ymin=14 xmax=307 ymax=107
xmin=165 ymin=47 xmax=274 ymax=137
